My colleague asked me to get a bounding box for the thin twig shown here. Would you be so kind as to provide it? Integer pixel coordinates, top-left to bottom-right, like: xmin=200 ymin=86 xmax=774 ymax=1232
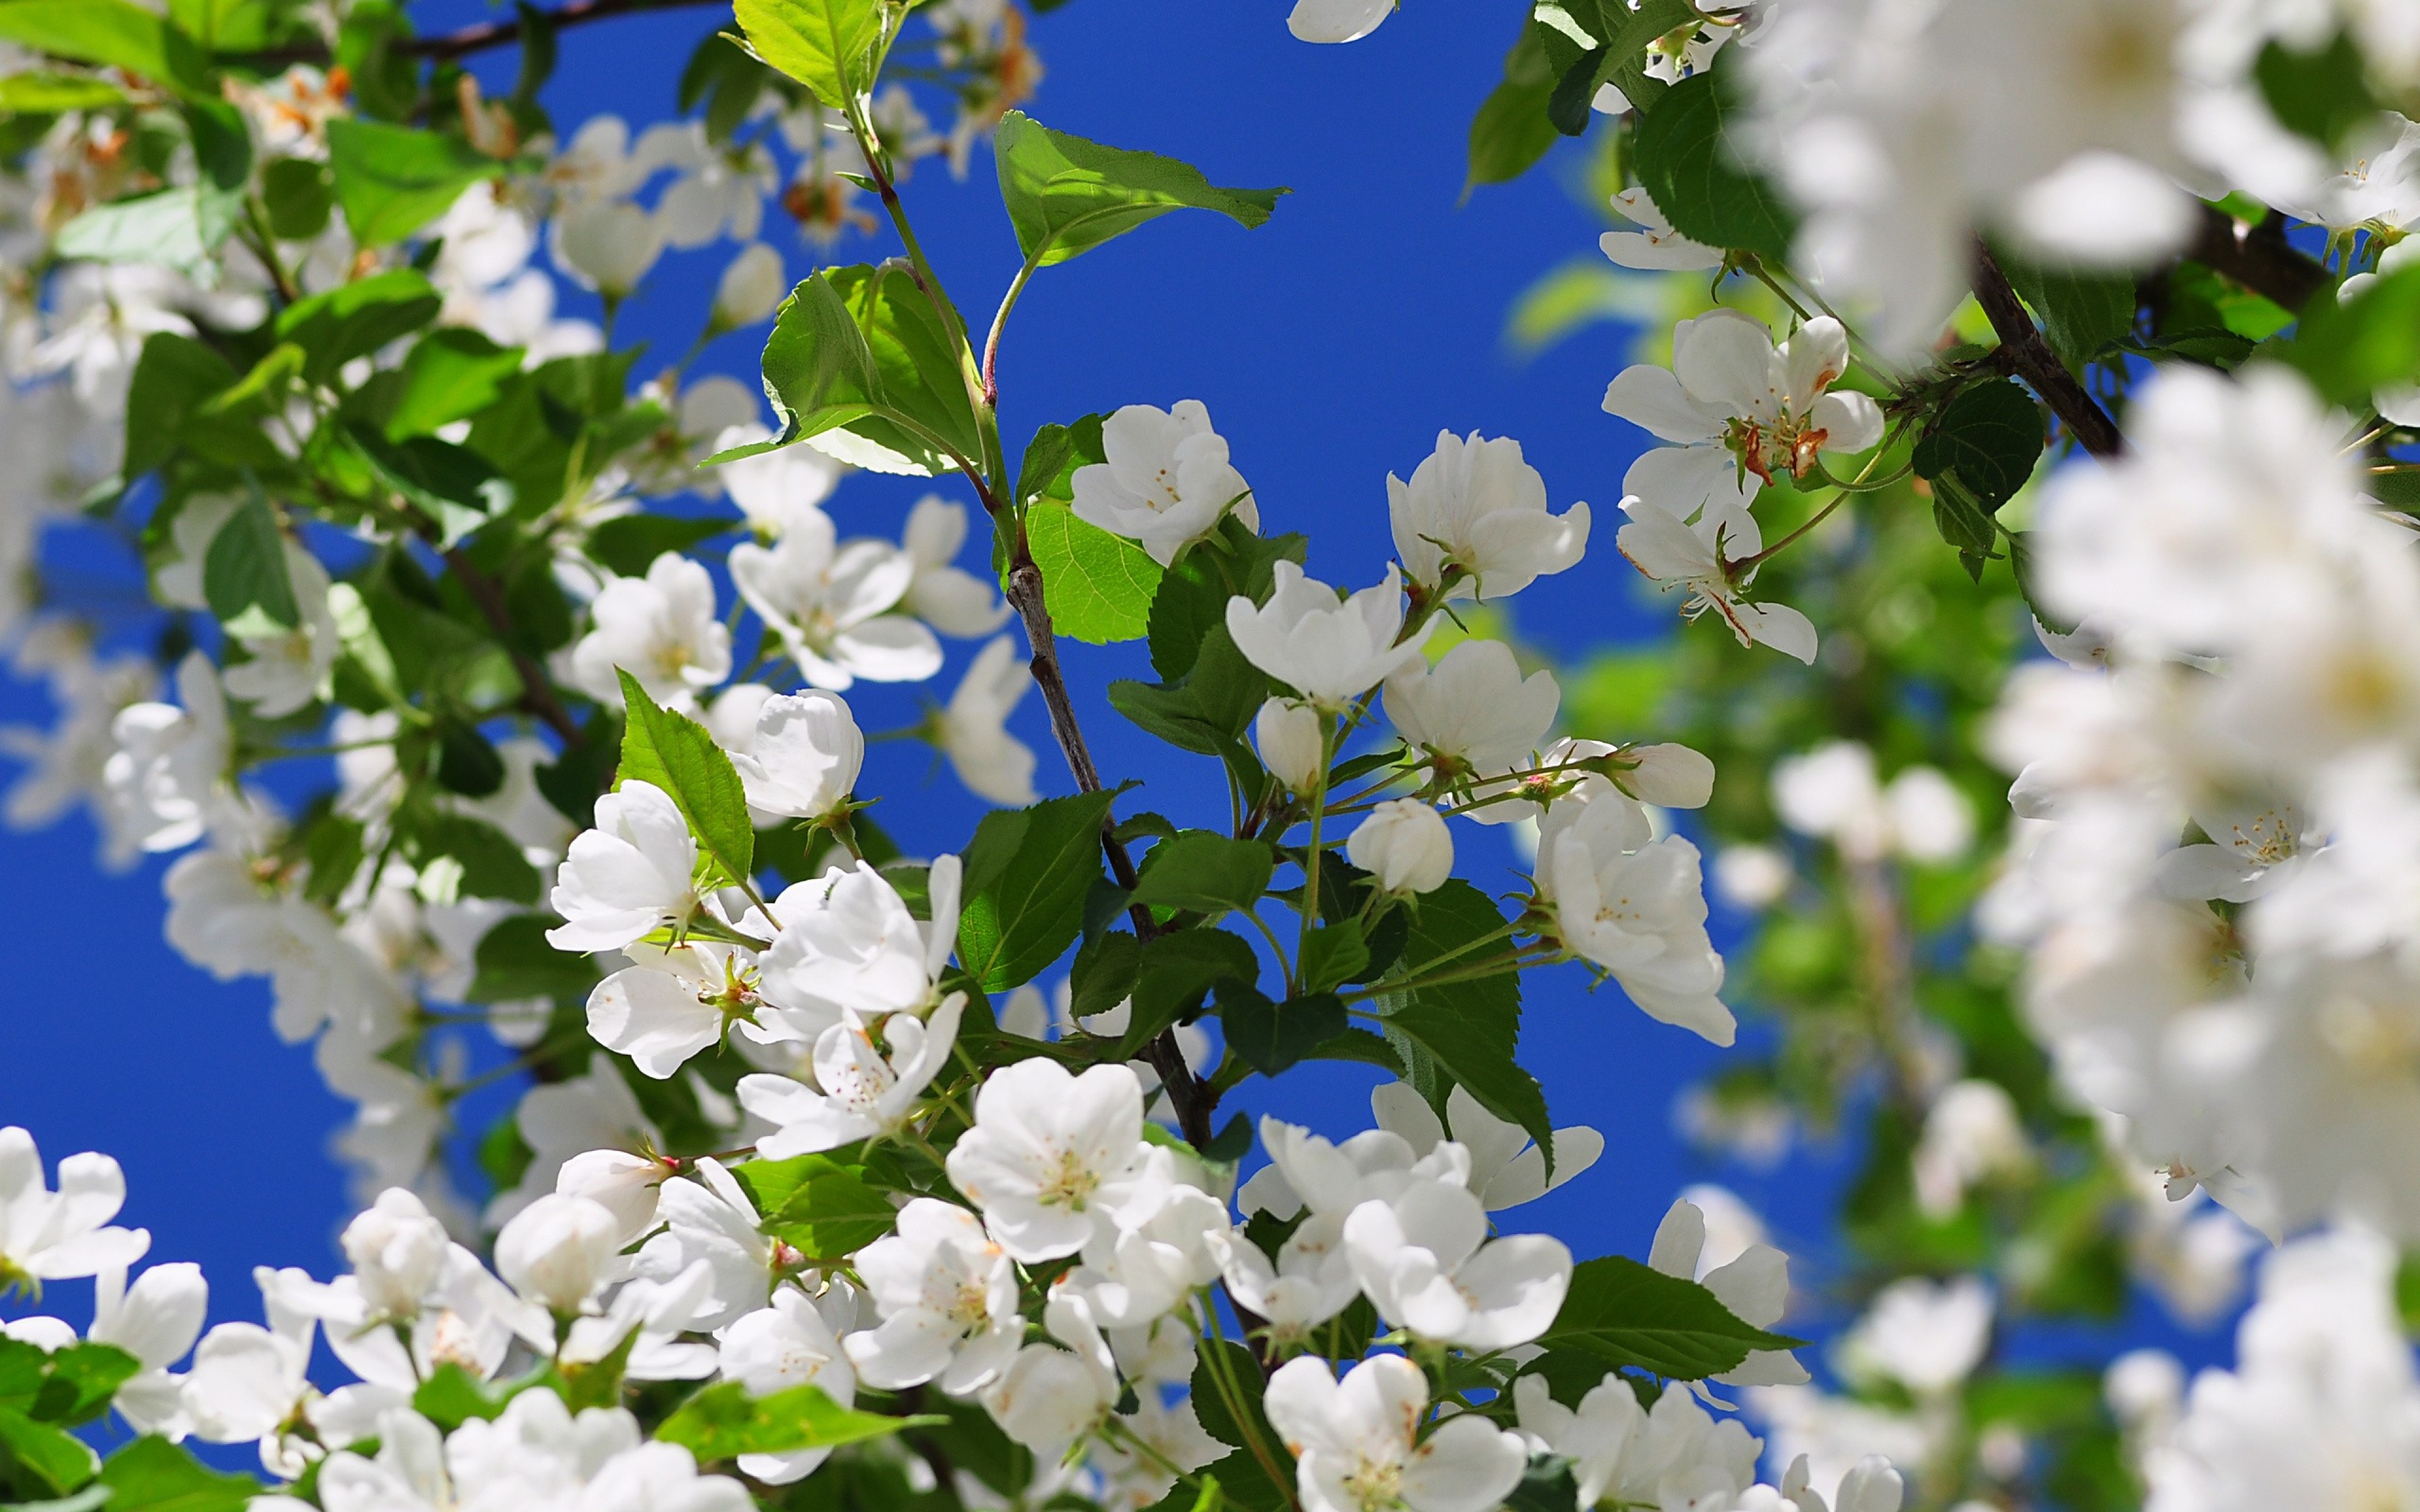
xmin=255 ymin=0 xmax=723 ymax=65
xmin=2186 ymin=203 xmax=2332 ymax=312
xmin=440 ymin=544 xmax=587 ymax=747
xmin=1971 ymin=239 xmax=2124 ymax=459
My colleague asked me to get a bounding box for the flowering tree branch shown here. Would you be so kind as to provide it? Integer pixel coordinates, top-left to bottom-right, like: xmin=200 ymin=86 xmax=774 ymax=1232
xmin=2185 ymin=203 xmax=2332 ymax=313
xmin=1971 ymin=239 xmax=2124 ymax=459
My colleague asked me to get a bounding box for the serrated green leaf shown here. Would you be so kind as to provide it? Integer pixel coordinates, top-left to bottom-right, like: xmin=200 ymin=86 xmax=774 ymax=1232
xmin=1118 ymin=927 xmax=1259 ymax=1058
xmin=655 ymin=1381 xmax=931 ymax=1461
xmin=1541 ymin=1255 xmax=1805 ymax=1380
xmin=1220 ymin=983 xmax=1345 ymax=1077
xmin=730 ymin=266 xmax=979 ymax=479
xmin=616 ymin=670 xmax=754 ymax=890
xmin=1374 ymin=879 xmax=1553 ymax=1177
xmin=730 ymin=1154 xmax=896 ymax=1261
xmin=1995 ymin=256 xmax=2136 ymax=370
xmin=956 ymin=790 xmax=1115 ymax=992
xmin=387 ymin=328 xmax=524 ymax=439
xmin=1911 ymin=380 xmax=2044 ymax=510
xmin=276 ymin=269 xmax=444 ymax=386
xmin=0 ymin=1410 xmax=93 ymax=1498
xmin=732 ymin=0 xmax=884 ymax=108
xmin=994 ymin=112 xmax=1286 ymax=269
xmin=1129 ymin=831 xmax=1273 ymax=917
xmin=1026 ymin=498 xmax=1161 ymax=644
xmin=1632 ymin=66 xmax=1794 ymax=259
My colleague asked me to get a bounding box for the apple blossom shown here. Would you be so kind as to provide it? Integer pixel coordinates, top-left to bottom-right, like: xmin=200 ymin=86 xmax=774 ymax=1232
xmin=1384 ymin=639 xmax=1560 ymax=781
xmin=546 ymin=781 xmax=700 ymax=954
xmin=567 ymin=553 xmax=732 ymax=714
xmin=1071 ymin=401 xmax=1257 ymax=566
xmin=711 ymin=243 xmax=786 ymax=329
xmin=0 ymin=1126 xmax=150 ymax=1290
xmin=729 ymin=503 xmax=942 ymax=690
xmin=737 ymin=995 xmax=965 ymax=1157
xmin=1388 ymin=430 xmax=1589 ymax=602
xmin=1368 ymin=1082 xmax=1603 ymax=1211
xmin=752 ymin=855 xmax=962 ymax=1040
xmin=1226 ymin=561 xmax=1434 ymax=707
xmin=1616 ymin=495 xmax=1819 ymax=663
xmin=1263 ymin=1353 xmax=1527 ymax=1512
xmin=901 ymin=496 xmax=1011 ymax=636
xmin=944 ymin=1059 xmax=1156 ymax=1263
xmin=931 ymin=635 xmax=1037 ymax=806
xmin=1345 ymin=798 xmax=1453 ymax=895
xmin=724 ymin=690 xmax=863 ymax=820
xmin=842 ymin=1198 xmax=1024 ymax=1394
xmin=1341 ymin=1171 xmax=1572 ymax=1349
xmin=717 ymin=1288 xmax=857 ymax=1483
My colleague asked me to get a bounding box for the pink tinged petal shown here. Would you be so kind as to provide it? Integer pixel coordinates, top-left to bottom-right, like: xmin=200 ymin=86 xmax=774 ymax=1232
xmin=1401 ymin=1416 xmax=1530 ymax=1512
xmin=1780 ymin=318 xmax=1852 ymax=411
xmin=1262 ymin=1356 xmax=1347 ymax=1458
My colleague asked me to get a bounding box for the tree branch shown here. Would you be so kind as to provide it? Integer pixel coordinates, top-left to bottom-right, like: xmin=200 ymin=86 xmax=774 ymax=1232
xmin=440 ymin=545 xmax=587 ymax=748
xmin=258 ymin=0 xmax=721 ymax=66
xmin=2186 ymin=203 xmax=2332 ymax=312
xmin=1971 ymin=240 xmax=2124 ymax=459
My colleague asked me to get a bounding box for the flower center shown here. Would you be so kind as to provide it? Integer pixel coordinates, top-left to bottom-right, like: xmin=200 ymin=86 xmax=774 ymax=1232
xmin=1037 ymin=1147 xmax=1102 ymax=1211
xmin=1342 ymin=1455 xmax=1404 ymax=1512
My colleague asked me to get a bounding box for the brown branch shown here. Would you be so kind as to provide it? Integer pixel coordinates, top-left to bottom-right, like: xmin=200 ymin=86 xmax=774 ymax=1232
xmin=255 ymin=0 xmax=722 ymax=66
xmin=1971 ymin=240 xmax=2124 ymax=459
xmin=440 ymin=544 xmax=587 ymax=748
xmin=2186 ymin=203 xmax=2332 ymax=312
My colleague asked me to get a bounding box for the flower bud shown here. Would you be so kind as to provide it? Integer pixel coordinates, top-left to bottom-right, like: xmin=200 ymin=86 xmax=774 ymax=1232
xmin=1255 ymin=697 xmax=1325 ymax=793
xmin=340 ymin=1189 xmax=449 ymax=1319
xmin=727 ymin=689 xmax=863 ymax=820
xmin=554 ymin=200 xmax=664 ymax=298
xmin=1623 ymin=742 xmax=1715 ymax=808
xmin=713 ymin=243 xmax=788 ymax=329
xmin=1347 ymin=799 xmax=1453 ymax=895
xmin=494 ymin=1193 xmax=621 ymax=1313
xmin=556 ymin=1148 xmax=669 ymax=1248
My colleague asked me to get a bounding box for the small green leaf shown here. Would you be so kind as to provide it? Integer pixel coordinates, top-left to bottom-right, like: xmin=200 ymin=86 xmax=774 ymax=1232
xmin=1026 ymin=499 xmax=1161 ymax=644
xmin=0 ymin=74 xmax=124 ymax=112
xmin=1068 ymin=929 xmax=1143 ymax=1024
xmin=1541 ymin=1256 xmax=1806 ymax=1380
xmin=412 ymin=1363 xmax=509 ymax=1432
xmin=655 ymin=1381 xmax=933 ymax=1462
xmin=0 ymin=1410 xmax=93 ymax=1498
xmin=1118 ymin=927 xmax=1260 ymax=1058
xmin=616 ymin=670 xmax=756 ymax=890
xmin=276 ymin=269 xmax=444 ymax=386
xmin=1109 ymin=625 xmax=1268 ymax=757
xmin=1995 ymin=255 xmax=2136 ymax=370
xmin=730 ymin=267 xmax=977 ymax=478
xmin=586 ymin=515 xmax=734 ymax=579
xmin=54 ymin=186 xmax=241 ymax=278
xmin=1299 ymin=922 xmax=1371 ymax=994
xmin=956 ymin=791 xmax=1117 ymax=992
xmin=994 ymin=112 xmax=1286 ymax=270
xmin=387 ymin=328 xmax=524 ymax=438
xmin=1129 ymin=832 xmax=1274 ymax=917
xmin=1466 ymin=25 xmax=1559 ymax=192
xmin=27 ymin=1346 xmax=137 ymax=1428
xmin=326 ymin=119 xmax=503 ymax=247
xmin=1373 ymin=879 xmax=1553 ymax=1177
xmin=1911 ymin=379 xmax=2044 ymax=510
xmin=2256 ymin=29 xmax=2380 ymax=151
xmin=403 ymin=811 xmax=542 ymax=905
xmin=1631 ymin=66 xmax=1795 ymax=259
xmin=1219 ymin=984 xmax=1345 ymax=1077
xmin=732 ymin=0 xmax=885 ymax=108
xmin=95 ymin=1436 xmax=257 ymax=1512
xmin=2286 ymin=260 xmax=2419 ymax=407
xmin=262 ymin=156 xmax=333 ymax=241
xmin=123 ymin=333 xmax=236 ymax=478
xmin=731 ymin=1155 xmax=897 ymax=1261
xmin=202 ymin=494 xmax=298 ymax=631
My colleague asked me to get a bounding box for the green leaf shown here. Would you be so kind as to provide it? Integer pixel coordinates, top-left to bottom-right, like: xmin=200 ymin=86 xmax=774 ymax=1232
xmin=403 ymin=811 xmax=543 ymax=905
xmin=1107 ymin=625 xmax=1267 ymax=757
xmin=1129 ymin=831 xmax=1274 ymax=917
xmin=956 ymin=790 xmax=1117 ymax=992
xmin=2286 ymin=260 xmax=2420 ymax=407
xmin=347 ymin=425 xmax=509 ymax=546
xmin=0 ymin=1 xmax=203 ymax=94
xmin=1466 ymin=25 xmax=1559 ymax=192
xmin=29 ymin=1346 xmax=138 ymax=1429
xmin=732 ymin=1154 xmax=897 ymax=1261
xmin=1145 ymin=517 xmax=1305 ymax=681
xmin=1220 ymin=984 xmax=1345 ymax=1077
xmin=1995 ymin=256 xmax=2136 ymax=370
xmin=1632 ymin=67 xmax=1795 ymax=259
xmin=96 ymin=1437 xmax=257 ymax=1512
xmin=1541 ymin=1255 xmax=1805 ymax=1380
xmin=1589 ymin=0 xmax=1701 ymax=112
xmin=276 ymin=270 xmax=444 ymax=386
xmin=587 ymin=515 xmax=734 ymax=578
xmin=1185 ymin=1343 xmax=1294 ymax=1512
xmin=1118 ymin=927 xmax=1260 ymax=1058
xmin=655 ymin=1382 xmax=933 ymax=1461
xmin=1373 ymin=879 xmax=1553 ymax=1177
xmin=1299 ymin=922 xmax=1371 ymax=994
xmin=2256 ymin=29 xmax=2380 ymax=151
xmin=203 ymin=494 xmax=299 ymax=631
xmin=732 ymin=0 xmax=885 ymax=108
xmin=326 ymin=118 xmax=503 ymax=247
xmin=262 ymin=156 xmax=333 ymax=241
xmin=124 ymin=333 xmax=236 ymax=478
xmin=412 ymin=1363 xmax=509 ymax=1432
xmin=679 ymin=32 xmax=773 ymax=144
xmin=1025 ymin=499 xmax=1162 ymax=645
xmin=0 ymin=74 xmax=124 ymax=112
xmin=53 ymin=186 xmax=241 ymax=278
xmin=732 ymin=265 xmax=981 ymax=478
xmin=0 ymin=1411 xmax=93 ymax=1499
xmin=993 ymin=112 xmax=1286 ymax=270
xmin=616 ymin=670 xmax=756 ymax=890
xmin=1068 ymin=928 xmax=1142 ymax=1024
xmin=468 ymin=915 xmax=600 ymax=1003
xmin=387 ymin=328 xmax=525 ymax=438
xmin=1911 ymin=379 xmax=2044 ymax=510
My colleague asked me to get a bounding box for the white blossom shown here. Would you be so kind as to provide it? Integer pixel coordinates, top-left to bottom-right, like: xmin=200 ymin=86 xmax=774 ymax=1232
xmin=1263 ymin=1353 xmax=1526 ymax=1512
xmin=0 ymin=1127 xmax=149 ymax=1288
xmin=546 ymin=781 xmax=700 ymax=954
xmin=1387 ymin=430 xmax=1588 ymax=602
xmin=1071 ymin=401 xmax=1257 ymax=567
xmin=843 ymin=1198 xmax=1023 ymax=1394
xmin=1346 ymin=799 xmax=1454 ymax=895
xmin=901 ymin=495 xmax=1010 ymax=636
xmin=1226 ymin=561 xmax=1433 ymax=707
xmin=944 ymin=1060 xmax=1157 ymax=1263
xmin=737 ymin=996 xmax=965 ymax=1156
xmin=933 ymin=636 xmax=1037 ymax=806
xmin=1367 ymin=1082 xmax=1603 ymax=1211
xmin=1600 ymin=186 xmax=1726 ymax=271
xmin=725 ymin=690 xmax=862 ymax=820
xmin=729 ymin=503 xmax=942 ymax=690
xmin=567 ymin=553 xmax=732 ymax=714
